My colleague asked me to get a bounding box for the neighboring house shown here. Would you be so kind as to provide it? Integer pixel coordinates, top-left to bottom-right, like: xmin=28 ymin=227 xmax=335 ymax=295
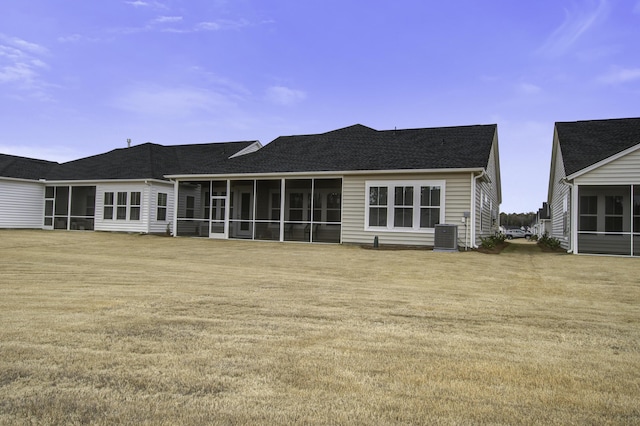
xmin=547 ymin=117 xmax=640 ymax=256
xmin=0 ymin=141 xmax=260 ymax=234
xmin=0 ymin=154 xmax=57 ymax=229
xmin=533 ymin=202 xmax=551 ymax=237
xmin=167 ymin=124 xmax=502 ymax=248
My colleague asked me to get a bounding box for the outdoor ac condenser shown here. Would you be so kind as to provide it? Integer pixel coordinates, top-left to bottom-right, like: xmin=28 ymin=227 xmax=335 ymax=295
xmin=434 ymin=224 xmax=458 ymax=252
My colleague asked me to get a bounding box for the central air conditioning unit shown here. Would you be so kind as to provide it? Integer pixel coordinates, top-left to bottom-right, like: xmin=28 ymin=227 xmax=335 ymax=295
xmin=434 ymin=224 xmax=458 ymax=252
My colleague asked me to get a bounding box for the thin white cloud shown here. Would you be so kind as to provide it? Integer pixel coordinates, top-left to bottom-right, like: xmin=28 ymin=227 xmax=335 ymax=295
xmin=153 ymin=16 xmax=183 ymax=24
xmin=0 ymin=34 xmax=53 ymax=100
xmin=265 ymin=86 xmax=307 ymax=106
xmin=0 ymin=34 xmax=48 ymax=56
xmin=124 ymin=1 xmax=167 ymax=9
xmin=196 ymin=19 xmax=250 ymax=32
xmin=537 ymin=0 xmax=608 ymax=57
xmin=516 ymin=82 xmax=542 ymax=95
xmin=598 ymin=67 xmax=640 ymax=84
xmin=111 ymin=17 xmax=250 ymax=35
xmin=112 ymin=85 xmax=237 ymax=117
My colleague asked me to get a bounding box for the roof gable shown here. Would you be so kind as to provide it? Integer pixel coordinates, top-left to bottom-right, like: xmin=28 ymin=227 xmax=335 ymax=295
xmin=556 ymin=117 xmax=640 ymax=176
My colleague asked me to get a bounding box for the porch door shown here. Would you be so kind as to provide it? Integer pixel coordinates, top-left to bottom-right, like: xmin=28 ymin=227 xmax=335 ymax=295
xmin=210 ymin=194 xmax=227 ymax=239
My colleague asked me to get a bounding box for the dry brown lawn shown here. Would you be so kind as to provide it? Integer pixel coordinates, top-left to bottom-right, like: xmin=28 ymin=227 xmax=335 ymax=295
xmin=0 ymin=230 xmax=639 ymax=425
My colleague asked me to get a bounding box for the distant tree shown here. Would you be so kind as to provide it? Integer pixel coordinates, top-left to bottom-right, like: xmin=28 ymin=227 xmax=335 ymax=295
xmin=499 ymin=212 xmax=536 ymax=228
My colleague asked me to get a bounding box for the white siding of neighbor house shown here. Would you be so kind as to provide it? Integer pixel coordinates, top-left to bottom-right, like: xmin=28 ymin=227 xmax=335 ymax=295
xmin=573 ymin=147 xmax=640 ymax=185
xmin=549 ymin=139 xmax=571 ymax=249
xmin=475 ymin=136 xmax=501 ymax=244
xmin=0 ymin=179 xmax=45 ymax=228
xmin=94 ymin=181 xmax=173 ymax=233
xmin=342 ymin=172 xmax=472 ymax=247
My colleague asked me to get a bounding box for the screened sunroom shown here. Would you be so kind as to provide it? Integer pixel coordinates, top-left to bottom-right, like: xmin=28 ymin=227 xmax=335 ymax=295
xmin=576 ymin=185 xmax=640 ymax=256
xmin=44 ymin=185 xmax=96 ymax=231
xmin=175 ymin=178 xmax=342 ymax=243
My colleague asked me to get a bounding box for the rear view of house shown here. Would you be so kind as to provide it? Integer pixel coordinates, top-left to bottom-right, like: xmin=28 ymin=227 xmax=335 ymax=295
xmin=168 ymin=124 xmax=502 ymax=248
xmin=547 ymin=117 xmax=640 ymax=256
xmin=1 ymin=123 xmax=501 ymax=249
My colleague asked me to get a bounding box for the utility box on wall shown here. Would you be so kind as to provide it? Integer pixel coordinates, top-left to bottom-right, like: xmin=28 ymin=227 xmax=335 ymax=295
xmin=434 ymin=224 xmax=458 ymax=252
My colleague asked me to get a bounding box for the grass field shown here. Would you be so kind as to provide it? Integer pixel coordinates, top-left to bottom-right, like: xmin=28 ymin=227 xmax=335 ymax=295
xmin=1 ymin=230 xmax=639 ymax=425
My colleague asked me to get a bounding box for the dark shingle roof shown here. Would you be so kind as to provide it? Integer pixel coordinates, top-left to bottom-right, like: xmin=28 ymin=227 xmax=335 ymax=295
xmin=3 ymin=123 xmax=497 ymax=180
xmin=44 ymin=141 xmax=256 ymax=180
xmin=181 ymin=123 xmax=497 ymax=174
xmin=0 ymin=154 xmax=57 ymax=180
xmin=556 ymin=117 xmax=640 ymax=176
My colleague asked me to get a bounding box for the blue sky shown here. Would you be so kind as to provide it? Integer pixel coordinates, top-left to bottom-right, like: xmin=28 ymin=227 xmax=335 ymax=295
xmin=1 ymin=0 xmax=639 ymax=213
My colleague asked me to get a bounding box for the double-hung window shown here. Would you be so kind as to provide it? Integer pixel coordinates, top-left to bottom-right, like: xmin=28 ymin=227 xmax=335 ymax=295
xmin=420 ymin=185 xmax=441 ymax=228
xmin=104 ymin=191 xmax=142 ymax=221
xmin=157 ymin=193 xmax=168 ymax=221
xmin=104 ymin=192 xmax=114 ymax=220
xmin=130 ymin=192 xmax=141 ymax=221
xmin=116 ymin=192 xmax=128 ymax=220
xmin=368 ymin=186 xmax=388 ymax=227
xmin=394 ymin=186 xmax=413 ymax=228
xmin=366 ymin=180 xmax=444 ymax=231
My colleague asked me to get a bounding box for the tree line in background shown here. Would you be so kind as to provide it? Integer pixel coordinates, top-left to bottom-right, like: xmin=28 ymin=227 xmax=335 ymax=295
xmin=499 ymin=212 xmax=536 ymax=228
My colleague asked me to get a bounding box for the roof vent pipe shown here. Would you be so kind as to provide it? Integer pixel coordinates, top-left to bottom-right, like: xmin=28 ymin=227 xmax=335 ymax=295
xmin=127 ymin=138 xmax=131 ymax=148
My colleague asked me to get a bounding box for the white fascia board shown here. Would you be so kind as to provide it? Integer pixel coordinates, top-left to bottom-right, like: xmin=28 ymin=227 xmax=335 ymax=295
xmin=165 ymin=167 xmax=486 ymax=181
xmin=0 ymin=176 xmax=45 ymax=184
xmin=566 ymin=142 xmax=640 ymax=181
xmin=42 ymin=178 xmax=172 ymax=185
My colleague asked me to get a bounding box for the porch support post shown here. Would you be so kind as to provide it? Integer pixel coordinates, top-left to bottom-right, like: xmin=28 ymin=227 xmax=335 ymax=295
xmin=225 ymin=180 xmax=230 ymax=238
xmin=280 ymin=178 xmax=285 ymax=242
xmin=67 ymin=185 xmax=72 ymax=230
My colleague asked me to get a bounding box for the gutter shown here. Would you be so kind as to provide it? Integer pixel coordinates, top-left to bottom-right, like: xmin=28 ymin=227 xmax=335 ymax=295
xmin=164 ymin=167 xmax=486 ymax=181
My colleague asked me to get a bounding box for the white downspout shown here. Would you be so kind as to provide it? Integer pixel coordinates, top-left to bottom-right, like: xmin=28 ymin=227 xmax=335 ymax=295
xmin=471 ymin=170 xmax=488 ymax=248
xmin=172 ymin=179 xmax=178 ymax=237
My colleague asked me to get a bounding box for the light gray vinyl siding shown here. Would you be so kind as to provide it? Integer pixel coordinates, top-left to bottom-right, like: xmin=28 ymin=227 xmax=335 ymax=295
xmin=0 ymin=179 xmax=45 ymax=228
xmin=549 ymin=141 xmax=570 ymax=249
xmin=574 ymin=147 xmax=640 ymax=185
xmin=342 ymin=172 xmax=472 ymax=247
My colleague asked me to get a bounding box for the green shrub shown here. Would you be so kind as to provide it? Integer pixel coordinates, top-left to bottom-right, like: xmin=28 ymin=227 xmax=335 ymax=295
xmin=480 ymin=236 xmax=496 ymax=249
xmin=538 ymin=232 xmax=561 ymax=250
xmin=480 ymin=234 xmax=506 ymax=249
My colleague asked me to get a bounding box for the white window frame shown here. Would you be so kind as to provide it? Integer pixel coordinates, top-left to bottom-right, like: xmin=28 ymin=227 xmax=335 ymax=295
xmin=157 ymin=193 xmax=168 ymax=221
xmin=365 ymin=180 xmax=445 ymax=233
xmin=129 ymin=191 xmax=141 ymax=221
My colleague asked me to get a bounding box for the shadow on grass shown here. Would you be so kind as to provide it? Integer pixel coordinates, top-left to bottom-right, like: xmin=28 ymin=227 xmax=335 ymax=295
xmin=480 ymin=239 xmax=567 ymax=255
